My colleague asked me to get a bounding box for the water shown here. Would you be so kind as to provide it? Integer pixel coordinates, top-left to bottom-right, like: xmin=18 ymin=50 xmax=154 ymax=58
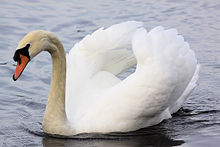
xmin=0 ymin=0 xmax=220 ymax=146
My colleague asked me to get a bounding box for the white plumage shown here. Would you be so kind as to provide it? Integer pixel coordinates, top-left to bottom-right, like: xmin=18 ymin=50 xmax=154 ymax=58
xmin=65 ymin=21 xmax=199 ymax=134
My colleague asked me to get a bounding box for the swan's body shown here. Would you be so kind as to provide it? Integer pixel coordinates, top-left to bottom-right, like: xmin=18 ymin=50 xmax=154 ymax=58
xmin=13 ymin=21 xmax=199 ymax=136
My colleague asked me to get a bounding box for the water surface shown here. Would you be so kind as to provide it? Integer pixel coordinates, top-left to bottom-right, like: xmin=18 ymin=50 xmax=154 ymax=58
xmin=0 ymin=0 xmax=220 ymax=146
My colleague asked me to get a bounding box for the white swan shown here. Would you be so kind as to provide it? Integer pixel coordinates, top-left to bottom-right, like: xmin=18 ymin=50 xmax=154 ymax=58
xmin=13 ymin=21 xmax=199 ymax=136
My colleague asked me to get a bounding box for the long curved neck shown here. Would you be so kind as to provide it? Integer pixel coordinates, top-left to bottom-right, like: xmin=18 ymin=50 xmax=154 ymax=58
xmin=42 ymin=33 xmax=73 ymax=135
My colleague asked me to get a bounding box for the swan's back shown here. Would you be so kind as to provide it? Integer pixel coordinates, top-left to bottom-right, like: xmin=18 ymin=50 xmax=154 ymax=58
xmin=65 ymin=21 xmax=199 ymax=134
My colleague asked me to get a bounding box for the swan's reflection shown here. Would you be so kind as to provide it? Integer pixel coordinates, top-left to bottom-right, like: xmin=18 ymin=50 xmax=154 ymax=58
xmin=42 ymin=127 xmax=184 ymax=147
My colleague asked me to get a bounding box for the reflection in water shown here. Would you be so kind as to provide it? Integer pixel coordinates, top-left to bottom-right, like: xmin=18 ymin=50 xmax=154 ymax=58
xmin=26 ymin=118 xmax=184 ymax=146
xmin=42 ymin=132 xmax=184 ymax=147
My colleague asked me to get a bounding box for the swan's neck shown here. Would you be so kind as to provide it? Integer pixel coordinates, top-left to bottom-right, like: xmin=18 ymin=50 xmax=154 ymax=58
xmin=42 ymin=34 xmax=73 ymax=135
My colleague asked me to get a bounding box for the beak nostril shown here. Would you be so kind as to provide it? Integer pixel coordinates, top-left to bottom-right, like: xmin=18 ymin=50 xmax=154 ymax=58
xmin=18 ymin=58 xmax=21 ymax=65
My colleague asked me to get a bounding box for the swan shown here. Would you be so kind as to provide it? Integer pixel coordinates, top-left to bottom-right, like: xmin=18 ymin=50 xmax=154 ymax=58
xmin=12 ymin=21 xmax=199 ymax=136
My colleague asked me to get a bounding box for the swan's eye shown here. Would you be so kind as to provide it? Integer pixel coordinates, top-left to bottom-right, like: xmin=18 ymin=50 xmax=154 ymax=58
xmin=13 ymin=43 xmax=31 ymax=62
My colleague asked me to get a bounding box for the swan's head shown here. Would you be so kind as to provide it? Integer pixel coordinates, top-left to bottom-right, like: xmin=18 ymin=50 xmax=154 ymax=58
xmin=13 ymin=30 xmax=53 ymax=81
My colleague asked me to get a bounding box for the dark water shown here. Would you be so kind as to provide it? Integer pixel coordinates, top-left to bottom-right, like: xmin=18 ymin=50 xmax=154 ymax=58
xmin=0 ymin=0 xmax=220 ymax=146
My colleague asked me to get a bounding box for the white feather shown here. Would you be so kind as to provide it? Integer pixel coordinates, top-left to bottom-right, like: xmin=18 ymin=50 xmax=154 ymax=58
xmin=65 ymin=21 xmax=199 ymax=134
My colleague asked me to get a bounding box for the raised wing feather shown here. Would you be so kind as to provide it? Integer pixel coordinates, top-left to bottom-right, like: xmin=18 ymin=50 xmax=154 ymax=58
xmin=65 ymin=22 xmax=199 ymax=134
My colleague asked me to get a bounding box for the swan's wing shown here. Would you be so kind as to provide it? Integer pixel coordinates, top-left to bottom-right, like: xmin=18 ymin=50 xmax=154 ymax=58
xmin=114 ymin=27 xmax=198 ymax=128
xmin=65 ymin=21 xmax=143 ymax=125
xmin=66 ymin=21 xmax=143 ymax=95
xmin=169 ymin=63 xmax=200 ymax=114
xmin=67 ymin=21 xmax=143 ymax=76
xmin=66 ymin=21 xmax=143 ymax=97
xmin=70 ymin=26 xmax=199 ymax=134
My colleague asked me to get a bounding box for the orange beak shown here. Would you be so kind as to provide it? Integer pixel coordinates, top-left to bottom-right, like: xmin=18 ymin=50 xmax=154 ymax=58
xmin=13 ymin=54 xmax=30 ymax=81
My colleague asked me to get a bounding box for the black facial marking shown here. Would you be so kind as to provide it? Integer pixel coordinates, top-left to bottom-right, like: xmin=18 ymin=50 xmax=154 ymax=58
xmin=13 ymin=44 xmax=31 ymax=63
